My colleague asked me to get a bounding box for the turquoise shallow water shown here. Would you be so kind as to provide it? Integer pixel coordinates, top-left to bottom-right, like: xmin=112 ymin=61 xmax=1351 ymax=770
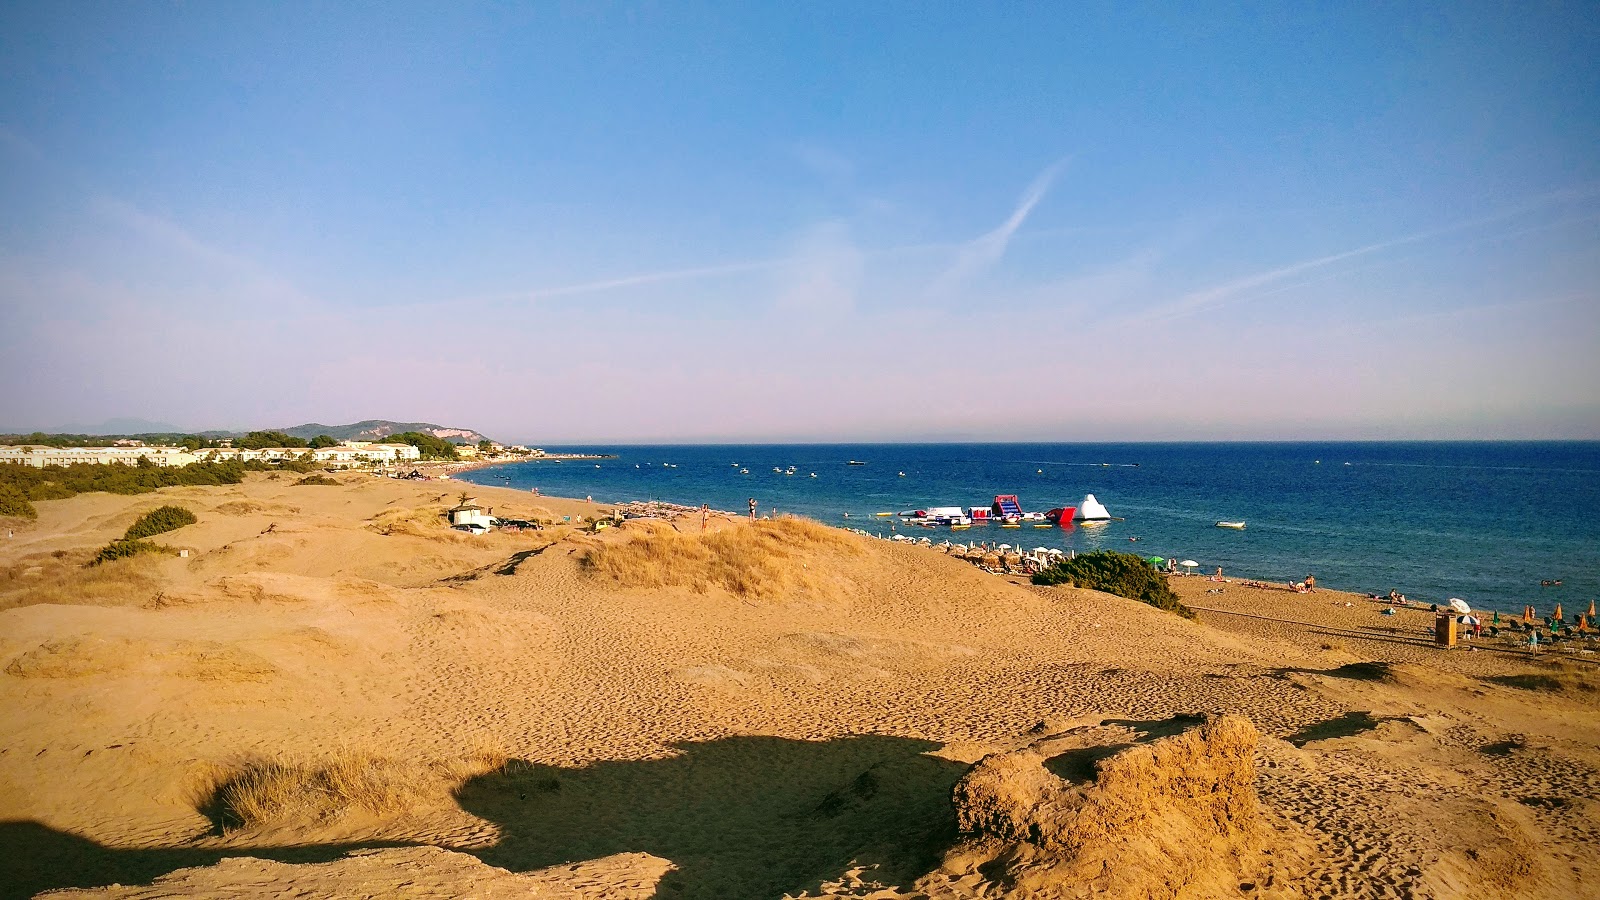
xmin=456 ymin=442 xmax=1600 ymax=616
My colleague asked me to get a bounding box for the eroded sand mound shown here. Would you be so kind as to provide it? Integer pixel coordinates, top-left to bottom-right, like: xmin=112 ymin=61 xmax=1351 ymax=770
xmin=937 ymin=715 xmax=1264 ymax=899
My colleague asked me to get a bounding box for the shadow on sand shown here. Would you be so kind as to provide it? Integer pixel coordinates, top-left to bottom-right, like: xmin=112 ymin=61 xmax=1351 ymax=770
xmin=455 ymin=734 xmax=966 ymax=899
xmin=0 ymin=822 xmax=405 ymax=900
xmin=4 ymin=734 xmax=968 ymax=900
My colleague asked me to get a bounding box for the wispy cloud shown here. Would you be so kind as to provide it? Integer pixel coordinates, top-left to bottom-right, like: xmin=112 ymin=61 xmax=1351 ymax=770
xmin=1126 ymin=184 xmax=1600 ymax=325
xmin=512 ymin=258 xmax=780 ymax=302
xmin=929 ymin=160 xmax=1068 ymax=296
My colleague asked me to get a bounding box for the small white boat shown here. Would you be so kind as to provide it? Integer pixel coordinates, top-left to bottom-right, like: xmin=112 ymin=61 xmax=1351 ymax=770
xmin=1215 ymin=521 xmax=1246 ymax=530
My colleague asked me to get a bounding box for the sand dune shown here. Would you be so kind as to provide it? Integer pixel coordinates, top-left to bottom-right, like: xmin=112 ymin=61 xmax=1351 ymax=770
xmin=2 ymin=473 xmax=1597 ymax=899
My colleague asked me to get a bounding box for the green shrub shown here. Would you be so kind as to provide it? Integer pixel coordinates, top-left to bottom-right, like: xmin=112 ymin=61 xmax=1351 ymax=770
xmin=0 ymin=460 xmax=248 ymax=503
xmin=89 ymin=539 xmax=164 ymax=566
xmin=380 ymin=431 xmax=458 ymax=460
xmin=1033 ymin=550 xmax=1194 ymax=619
xmin=0 ymin=486 xmax=37 ymax=519
xmin=294 ymin=474 xmax=340 ymax=486
xmin=124 ymin=505 xmax=198 ymax=540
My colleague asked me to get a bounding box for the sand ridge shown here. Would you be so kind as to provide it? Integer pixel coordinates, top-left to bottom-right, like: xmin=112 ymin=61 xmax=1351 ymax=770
xmin=1 ymin=473 xmax=1597 ymax=898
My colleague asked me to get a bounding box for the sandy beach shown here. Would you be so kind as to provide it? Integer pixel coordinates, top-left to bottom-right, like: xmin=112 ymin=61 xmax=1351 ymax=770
xmin=2 ymin=472 xmax=1596 ymax=899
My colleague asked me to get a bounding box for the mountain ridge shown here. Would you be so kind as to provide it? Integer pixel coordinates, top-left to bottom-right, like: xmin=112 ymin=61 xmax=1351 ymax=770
xmin=278 ymin=420 xmax=491 ymax=444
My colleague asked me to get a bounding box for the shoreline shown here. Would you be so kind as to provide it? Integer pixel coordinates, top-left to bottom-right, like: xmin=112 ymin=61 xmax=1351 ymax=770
xmin=2 ymin=472 xmax=1596 ymax=899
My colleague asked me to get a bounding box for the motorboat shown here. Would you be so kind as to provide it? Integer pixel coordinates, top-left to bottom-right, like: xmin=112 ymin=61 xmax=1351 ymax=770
xmin=848 ymin=460 xmax=867 ymax=465
xmin=1216 ymin=521 xmax=1246 ymax=529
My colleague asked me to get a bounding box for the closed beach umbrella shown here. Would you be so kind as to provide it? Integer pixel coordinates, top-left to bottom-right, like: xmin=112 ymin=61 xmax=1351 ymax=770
xmin=1589 ymin=600 xmax=1596 ymax=617
xmin=1553 ymin=603 xmax=1563 ymax=620
xmin=1447 ymin=598 xmax=1471 ymax=615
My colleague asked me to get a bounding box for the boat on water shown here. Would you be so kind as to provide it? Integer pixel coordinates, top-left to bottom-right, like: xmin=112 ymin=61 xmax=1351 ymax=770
xmin=847 ymin=460 xmax=867 ymax=465
xmin=1216 ymin=521 xmax=1246 ymax=529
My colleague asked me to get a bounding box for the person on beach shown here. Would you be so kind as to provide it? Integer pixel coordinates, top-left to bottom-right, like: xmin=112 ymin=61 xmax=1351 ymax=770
xmin=700 ymin=504 xmax=709 ymax=532
xmin=748 ymin=498 xmax=757 ymax=520
xmin=1305 ymin=574 xmax=1317 ymax=592
xmin=1212 ymin=566 xmax=1225 ymax=582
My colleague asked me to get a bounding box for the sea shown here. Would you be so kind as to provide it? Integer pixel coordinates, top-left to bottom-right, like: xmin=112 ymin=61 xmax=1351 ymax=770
xmin=455 ymin=442 xmax=1600 ymax=616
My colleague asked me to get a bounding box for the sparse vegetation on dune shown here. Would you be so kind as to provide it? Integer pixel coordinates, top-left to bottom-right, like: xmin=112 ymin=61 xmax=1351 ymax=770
xmin=294 ymin=474 xmax=341 ymax=486
xmin=88 ymin=538 xmax=168 ymax=567
xmin=582 ymin=515 xmax=862 ymax=601
xmin=123 ymin=505 xmax=198 ymax=540
xmin=0 ymin=550 xmax=166 ymax=611
xmin=1033 ymin=550 xmax=1194 ymax=619
xmin=200 ymin=744 xmax=511 ymax=832
xmin=1487 ymin=661 xmax=1600 ymax=705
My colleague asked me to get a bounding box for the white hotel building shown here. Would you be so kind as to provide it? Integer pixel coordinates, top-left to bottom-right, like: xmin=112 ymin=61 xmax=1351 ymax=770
xmin=0 ymin=441 xmax=422 ymax=468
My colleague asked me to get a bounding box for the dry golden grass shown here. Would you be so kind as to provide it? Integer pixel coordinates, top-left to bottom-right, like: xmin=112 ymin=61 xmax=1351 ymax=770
xmin=367 ymin=505 xmax=456 ymax=538
xmin=201 ymin=742 xmax=514 ymax=831
xmin=951 ymin=716 xmax=1263 ymax=900
xmin=1487 ymin=659 xmax=1600 ymax=706
xmin=0 ymin=551 xmax=165 ymax=611
xmin=581 ymin=515 xmax=862 ymax=601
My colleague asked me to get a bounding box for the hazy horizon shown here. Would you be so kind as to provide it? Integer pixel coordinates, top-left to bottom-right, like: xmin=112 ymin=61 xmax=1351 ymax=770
xmin=4 ymin=5 xmax=1597 ymax=443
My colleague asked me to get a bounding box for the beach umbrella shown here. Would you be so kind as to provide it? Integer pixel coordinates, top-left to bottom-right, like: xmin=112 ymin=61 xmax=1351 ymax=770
xmin=1553 ymin=603 xmax=1563 ymax=620
xmin=1492 ymin=611 xmax=1500 ymax=625
xmin=1148 ymin=555 xmax=1166 ymax=567
xmin=1588 ymin=600 xmax=1596 ymax=617
xmin=1459 ymin=615 xmax=1480 ymax=626
xmin=1180 ymin=560 xmax=1199 ymax=573
xmin=1447 ymin=598 xmax=1471 ymax=615
xmin=998 ymin=543 xmax=1012 ymax=550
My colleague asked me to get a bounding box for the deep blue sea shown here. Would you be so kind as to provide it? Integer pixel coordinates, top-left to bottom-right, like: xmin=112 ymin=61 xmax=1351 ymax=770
xmin=456 ymin=442 xmax=1600 ymax=616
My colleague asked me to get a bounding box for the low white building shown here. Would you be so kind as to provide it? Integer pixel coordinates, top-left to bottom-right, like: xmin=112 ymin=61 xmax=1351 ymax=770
xmin=448 ymin=498 xmax=495 ymax=532
xmin=0 ymin=446 xmax=199 ymax=468
xmin=0 ymin=439 xmax=421 ymax=469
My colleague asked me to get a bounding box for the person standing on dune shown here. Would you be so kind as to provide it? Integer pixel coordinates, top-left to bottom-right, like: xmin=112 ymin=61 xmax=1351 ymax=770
xmin=748 ymin=498 xmax=757 ymax=520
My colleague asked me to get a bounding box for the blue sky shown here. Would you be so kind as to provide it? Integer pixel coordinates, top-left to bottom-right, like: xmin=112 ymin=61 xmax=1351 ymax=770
xmin=2 ymin=3 xmax=1597 ymax=442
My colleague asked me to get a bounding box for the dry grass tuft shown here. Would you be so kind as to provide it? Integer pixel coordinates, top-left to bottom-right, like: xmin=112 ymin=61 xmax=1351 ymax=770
xmin=581 ymin=515 xmax=862 ymax=601
xmin=367 ymin=505 xmax=454 ymax=538
xmin=204 ymin=751 xmax=427 ymax=830
xmin=200 ymin=742 xmax=520 ymax=831
xmin=951 ymin=715 xmax=1263 ymax=899
xmin=1486 ymin=660 xmax=1600 ymax=706
xmin=213 ymin=500 xmax=266 ymax=516
xmin=0 ymin=551 xmax=166 ymax=611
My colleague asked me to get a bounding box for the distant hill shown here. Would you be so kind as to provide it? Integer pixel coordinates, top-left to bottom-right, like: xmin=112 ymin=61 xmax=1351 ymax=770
xmin=279 ymin=420 xmax=491 ymax=445
xmin=56 ymin=417 xmax=185 ymax=435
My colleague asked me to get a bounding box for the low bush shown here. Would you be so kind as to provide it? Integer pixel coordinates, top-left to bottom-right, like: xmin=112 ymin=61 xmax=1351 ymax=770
xmin=0 ymin=460 xmax=247 ymax=503
xmin=0 ymin=486 xmax=36 ymax=519
xmin=294 ymin=474 xmax=340 ymax=486
xmin=124 ymin=505 xmax=198 ymax=540
xmin=89 ymin=539 xmax=165 ymax=567
xmin=1033 ymin=550 xmax=1194 ymax=618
